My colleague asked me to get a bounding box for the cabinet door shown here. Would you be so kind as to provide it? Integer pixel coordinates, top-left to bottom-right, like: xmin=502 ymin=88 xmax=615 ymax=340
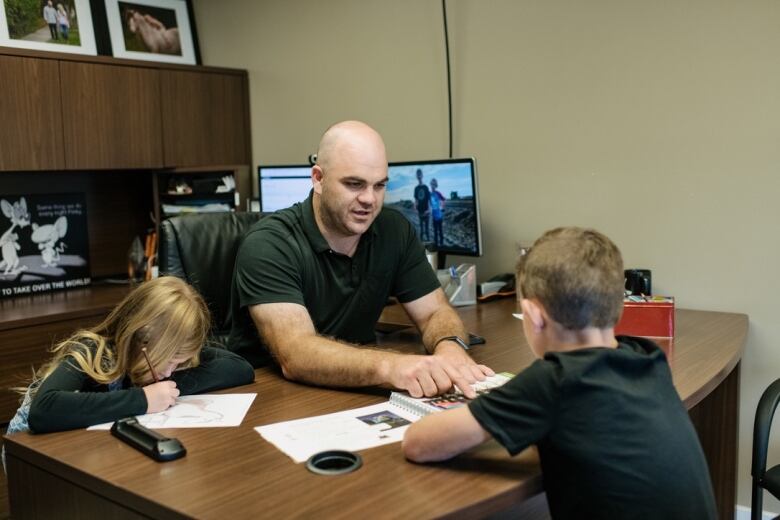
xmin=0 ymin=56 xmax=65 ymax=171
xmin=161 ymin=70 xmax=250 ymax=167
xmin=60 ymin=62 xmax=163 ymax=169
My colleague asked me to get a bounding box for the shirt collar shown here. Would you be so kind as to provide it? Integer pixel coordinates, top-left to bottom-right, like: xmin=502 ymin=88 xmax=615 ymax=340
xmin=300 ymin=191 xmax=380 ymax=254
xmin=301 ymin=191 xmax=331 ymax=253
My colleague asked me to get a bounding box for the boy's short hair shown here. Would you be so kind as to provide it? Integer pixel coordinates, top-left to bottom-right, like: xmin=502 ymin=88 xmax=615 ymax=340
xmin=517 ymin=227 xmax=624 ymax=330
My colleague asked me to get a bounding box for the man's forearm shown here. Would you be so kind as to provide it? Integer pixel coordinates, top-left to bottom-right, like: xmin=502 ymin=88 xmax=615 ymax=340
xmin=420 ymin=305 xmax=468 ymax=354
xmin=273 ymin=334 xmax=398 ymax=388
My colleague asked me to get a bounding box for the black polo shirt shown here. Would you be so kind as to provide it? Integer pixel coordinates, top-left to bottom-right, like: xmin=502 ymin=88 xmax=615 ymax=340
xmin=228 ymin=192 xmax=440 ymax=367
xmin=469 ymin=336 xmax=717 ymax=520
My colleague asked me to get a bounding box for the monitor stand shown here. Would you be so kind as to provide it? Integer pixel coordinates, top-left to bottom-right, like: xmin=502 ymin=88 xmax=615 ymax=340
xmin=436 ymin=251 xmax=447 ymax=270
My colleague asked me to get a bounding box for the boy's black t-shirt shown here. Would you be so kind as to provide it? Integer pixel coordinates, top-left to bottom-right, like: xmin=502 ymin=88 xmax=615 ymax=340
xmin=468 ymin=336 xmax=717 ymax=520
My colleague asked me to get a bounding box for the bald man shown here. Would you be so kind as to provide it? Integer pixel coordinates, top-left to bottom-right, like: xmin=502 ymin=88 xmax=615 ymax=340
xmin=228 ymin=121 xmax=493 ymax=398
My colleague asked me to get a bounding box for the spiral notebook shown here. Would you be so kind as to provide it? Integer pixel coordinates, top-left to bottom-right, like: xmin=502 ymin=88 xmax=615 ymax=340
xmin=389 ymin=372 xmax=514 ymax=417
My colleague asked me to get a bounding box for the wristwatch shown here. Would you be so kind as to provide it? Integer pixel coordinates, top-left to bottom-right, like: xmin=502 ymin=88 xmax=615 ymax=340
xmin=432 ymin=335 xmax=470 ymax=352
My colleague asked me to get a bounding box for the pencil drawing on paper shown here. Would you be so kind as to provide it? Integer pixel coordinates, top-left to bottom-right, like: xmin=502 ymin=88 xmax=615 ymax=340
xmin=143 ymin=396 xmax=225 ymax=427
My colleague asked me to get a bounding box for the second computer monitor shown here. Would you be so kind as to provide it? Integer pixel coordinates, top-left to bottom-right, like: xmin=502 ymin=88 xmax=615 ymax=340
xmin=257 ymin=164 xmax=313 ymax=213
xmin=385 ymin=158 xmax=482 ymax=257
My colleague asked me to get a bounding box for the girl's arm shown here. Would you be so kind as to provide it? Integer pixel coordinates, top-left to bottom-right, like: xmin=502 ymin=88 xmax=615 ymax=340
xmin=170 ymin=346 xmax=254 ymax=395
xmin=28 ymin=359 xmax=147 ymax=433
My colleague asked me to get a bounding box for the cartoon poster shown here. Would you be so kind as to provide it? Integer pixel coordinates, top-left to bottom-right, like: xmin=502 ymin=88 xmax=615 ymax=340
xmin=0 ymin=193 xmax=90 ymax=298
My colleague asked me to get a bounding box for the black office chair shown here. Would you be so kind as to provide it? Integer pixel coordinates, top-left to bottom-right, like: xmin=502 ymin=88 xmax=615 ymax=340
xmin=158 ymin=212 xmax=263 ymax=346
xmin=751 ymin=377 xmax=780 ymax=520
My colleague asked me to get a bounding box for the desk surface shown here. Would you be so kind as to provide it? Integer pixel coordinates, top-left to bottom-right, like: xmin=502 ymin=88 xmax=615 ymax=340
xmin=5 ymin=299 xmax=747 ymax=519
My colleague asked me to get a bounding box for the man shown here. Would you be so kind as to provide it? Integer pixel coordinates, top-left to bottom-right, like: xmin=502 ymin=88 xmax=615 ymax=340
xmin=229 ymin=120 xmax=492 ymax=398
xmin=413 ymin=168 xmax=431 ymax=241
xmin=43 ymin=1 xmax=58 ymax=41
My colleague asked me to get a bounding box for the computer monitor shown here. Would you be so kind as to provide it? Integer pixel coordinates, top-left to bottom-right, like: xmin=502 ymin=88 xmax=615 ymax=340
xmin=257 ymin=164 xmax=313 ymax=212
xmin=385 ymin=158 xmax=482 ymax=266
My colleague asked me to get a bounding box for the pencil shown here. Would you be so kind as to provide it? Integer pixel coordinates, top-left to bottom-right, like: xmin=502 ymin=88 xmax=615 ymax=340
xmin=141 ymin=347 xmax=159 ymax=383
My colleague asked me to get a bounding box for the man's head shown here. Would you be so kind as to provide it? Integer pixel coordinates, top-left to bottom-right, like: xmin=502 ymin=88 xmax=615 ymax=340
xmin=517 ymin=227 xmax=624 ymax=352
xmin=312 ymin=121 xmax=388 ymax=239
xmin=416 ymin=169 xmax=423 ymax=183
xmin=430 ymin=178 xmax=438 ymax=190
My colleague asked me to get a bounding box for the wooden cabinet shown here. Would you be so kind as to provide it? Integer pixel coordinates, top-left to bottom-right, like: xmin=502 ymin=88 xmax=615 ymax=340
xmin=0 ymin=48 xmax=251 ymax=171
xmin=0 ymin=49 xmax=253 ymax=426
xmin=161 ymin=70 xmax=250 ymax=167
xmin=0 ymin=56 xmax=65 ymax=171
xmin=60 ymin=62 xmax=163 ymax=169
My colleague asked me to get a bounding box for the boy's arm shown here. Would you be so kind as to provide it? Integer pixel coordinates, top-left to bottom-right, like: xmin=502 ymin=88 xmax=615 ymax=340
xmin=403 ymin=406 xmax=492 ymax=462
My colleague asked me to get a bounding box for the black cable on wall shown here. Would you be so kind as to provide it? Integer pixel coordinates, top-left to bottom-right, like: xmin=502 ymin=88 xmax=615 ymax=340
xmin=442 ymin=0 xmax=454 ymax=159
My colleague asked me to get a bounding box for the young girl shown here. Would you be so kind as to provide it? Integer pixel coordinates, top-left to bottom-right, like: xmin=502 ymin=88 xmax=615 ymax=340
xmin=55 ymin=4 xmax=69 ymax=41
xmin=6 ymin=276 xmax=254 ymax=437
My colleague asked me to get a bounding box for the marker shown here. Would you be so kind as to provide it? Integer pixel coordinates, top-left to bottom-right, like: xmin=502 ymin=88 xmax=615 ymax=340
xmin=141 ymin=347 xmax=159 ymax=383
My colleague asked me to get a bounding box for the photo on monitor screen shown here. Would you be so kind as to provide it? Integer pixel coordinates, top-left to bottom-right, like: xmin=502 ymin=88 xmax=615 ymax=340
xmin=385 ymin=158 xmax=482 ymax=257
xmin=257 ymin=165 xmax=312 ymax=213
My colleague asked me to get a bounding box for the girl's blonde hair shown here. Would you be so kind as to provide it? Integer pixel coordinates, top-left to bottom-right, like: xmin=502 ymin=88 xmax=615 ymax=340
xmin=27 ymin=277 xmax=210 ymax=395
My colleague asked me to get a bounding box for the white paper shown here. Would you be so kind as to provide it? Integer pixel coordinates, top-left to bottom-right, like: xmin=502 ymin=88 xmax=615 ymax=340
xmin=256 ymin=402 xmax=421 ymax=463
xmin=88 ymin=393 xmax=256 ymax=430
xmin=513 ymin=313 xmax=524 ymax=320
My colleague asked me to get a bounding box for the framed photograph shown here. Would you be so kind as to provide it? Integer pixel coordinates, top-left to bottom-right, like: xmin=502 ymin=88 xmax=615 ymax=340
xmin=0 ymin=0 xmax=96 ymax=55
xmin=0 ymin=193 xmax=91 ymax=299
xmin=104 ymin=0 xmax=196 ymax=64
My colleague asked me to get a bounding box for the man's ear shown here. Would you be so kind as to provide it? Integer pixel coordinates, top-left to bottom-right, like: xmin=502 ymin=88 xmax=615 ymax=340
xmin=311 ymin=165 xmax=324 ymax=195
xmin=521 ymin=298 xmax=546 ymax=333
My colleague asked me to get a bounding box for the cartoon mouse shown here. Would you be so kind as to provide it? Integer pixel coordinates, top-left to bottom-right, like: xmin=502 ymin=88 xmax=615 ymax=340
xmin=31 ymin=216 xmax=68 ymax=268
xmin=0 ymin=197 xmax=30 ymax=276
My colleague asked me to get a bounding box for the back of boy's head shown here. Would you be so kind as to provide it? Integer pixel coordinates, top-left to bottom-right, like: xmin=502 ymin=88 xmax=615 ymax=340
xmin=517 ymin=227 xmax=624 ymax=330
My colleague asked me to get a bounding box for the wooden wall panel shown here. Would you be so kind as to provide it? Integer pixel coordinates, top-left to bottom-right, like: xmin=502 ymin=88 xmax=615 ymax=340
xmin=161 ymin=70 xmax=249 ymax=166
xmin=60 ymin=62 xmax=163 ymax=169
xmin=0 ymin=56 xmax=64 ymax=171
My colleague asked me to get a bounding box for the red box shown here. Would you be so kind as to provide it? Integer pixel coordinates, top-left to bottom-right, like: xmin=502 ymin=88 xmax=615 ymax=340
xmin=614 ymin=297 xmax=675 ymax=338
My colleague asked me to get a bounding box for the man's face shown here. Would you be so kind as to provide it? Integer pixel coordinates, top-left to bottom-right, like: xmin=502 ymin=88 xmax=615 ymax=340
xmin=315 ymin=157 xmax=388 ymax=238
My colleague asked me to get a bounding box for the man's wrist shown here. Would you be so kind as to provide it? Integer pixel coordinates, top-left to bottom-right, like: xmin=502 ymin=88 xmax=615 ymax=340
xmin=430 ymin=335 xmax=470 ymax=354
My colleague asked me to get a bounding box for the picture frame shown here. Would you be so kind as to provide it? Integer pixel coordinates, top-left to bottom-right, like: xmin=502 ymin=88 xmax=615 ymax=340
xmin=0 ymin=0 xmax=97 ymax=55
xmin=104 ymin=0 xmax=197 ymax=65
xmin=0 ymin=192 xmax=91 ymax=299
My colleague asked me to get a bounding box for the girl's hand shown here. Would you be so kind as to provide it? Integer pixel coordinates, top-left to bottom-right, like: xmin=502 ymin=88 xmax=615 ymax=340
xmin=143 ymin=380 xmax=180 ymax=413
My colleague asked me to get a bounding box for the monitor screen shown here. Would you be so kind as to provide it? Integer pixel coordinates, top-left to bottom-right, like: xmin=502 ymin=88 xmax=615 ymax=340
xmin=257 ymin=164 xmax=312 ymax=212
xmin=385 ymin=158 xmax=482 ymax=257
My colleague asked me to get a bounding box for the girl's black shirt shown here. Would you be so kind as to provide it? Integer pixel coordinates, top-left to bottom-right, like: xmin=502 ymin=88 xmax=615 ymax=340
xmin=27 ymin=345 xmax=254 ymax=433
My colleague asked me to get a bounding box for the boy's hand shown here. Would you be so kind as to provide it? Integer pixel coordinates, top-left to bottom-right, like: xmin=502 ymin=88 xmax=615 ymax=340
xmin=143 ymin=380 xmax=180 ymax=413
xmin=432 ymin=342 xmax=494 ymax=398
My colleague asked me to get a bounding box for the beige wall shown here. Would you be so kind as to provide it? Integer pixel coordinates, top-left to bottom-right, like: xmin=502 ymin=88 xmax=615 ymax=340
xmin=194 ymin=0 xmax=780 ymax=511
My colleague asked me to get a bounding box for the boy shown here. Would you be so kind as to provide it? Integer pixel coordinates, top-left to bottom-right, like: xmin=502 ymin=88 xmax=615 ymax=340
xmin=403 ymin=227 xmax=717 ymax=519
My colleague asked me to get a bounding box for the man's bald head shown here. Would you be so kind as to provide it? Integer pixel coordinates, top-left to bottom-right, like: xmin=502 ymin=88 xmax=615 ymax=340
xmin=316 ymin=120 xmax=387 ymax=173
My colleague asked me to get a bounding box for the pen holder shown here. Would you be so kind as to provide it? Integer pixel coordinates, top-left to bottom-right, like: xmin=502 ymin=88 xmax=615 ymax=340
xmin=437 ymin=264 xmax=477 ymax=307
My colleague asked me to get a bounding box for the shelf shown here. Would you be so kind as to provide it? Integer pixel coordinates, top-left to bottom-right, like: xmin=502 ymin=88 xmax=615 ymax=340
xmin=0 ymin=283 xmax=131 ymax=332
xmin=160 ymin=192 xmax=235 ymax=201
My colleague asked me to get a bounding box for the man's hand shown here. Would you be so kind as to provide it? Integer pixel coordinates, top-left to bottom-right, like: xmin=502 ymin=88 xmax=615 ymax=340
xmin=432 ymin=341 xmax=494 ymax=398
xmin=385 ymin=348 xmax=493 ymax=399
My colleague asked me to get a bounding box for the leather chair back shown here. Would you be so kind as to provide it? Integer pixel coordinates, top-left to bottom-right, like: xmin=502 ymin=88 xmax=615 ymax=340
xmin=159 ymin=212 xmax=263 ymax=344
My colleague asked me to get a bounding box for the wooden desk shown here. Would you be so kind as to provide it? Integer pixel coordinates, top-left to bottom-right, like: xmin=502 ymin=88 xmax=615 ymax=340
xmin=4 ymin=300 xmax=746 ymax=519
